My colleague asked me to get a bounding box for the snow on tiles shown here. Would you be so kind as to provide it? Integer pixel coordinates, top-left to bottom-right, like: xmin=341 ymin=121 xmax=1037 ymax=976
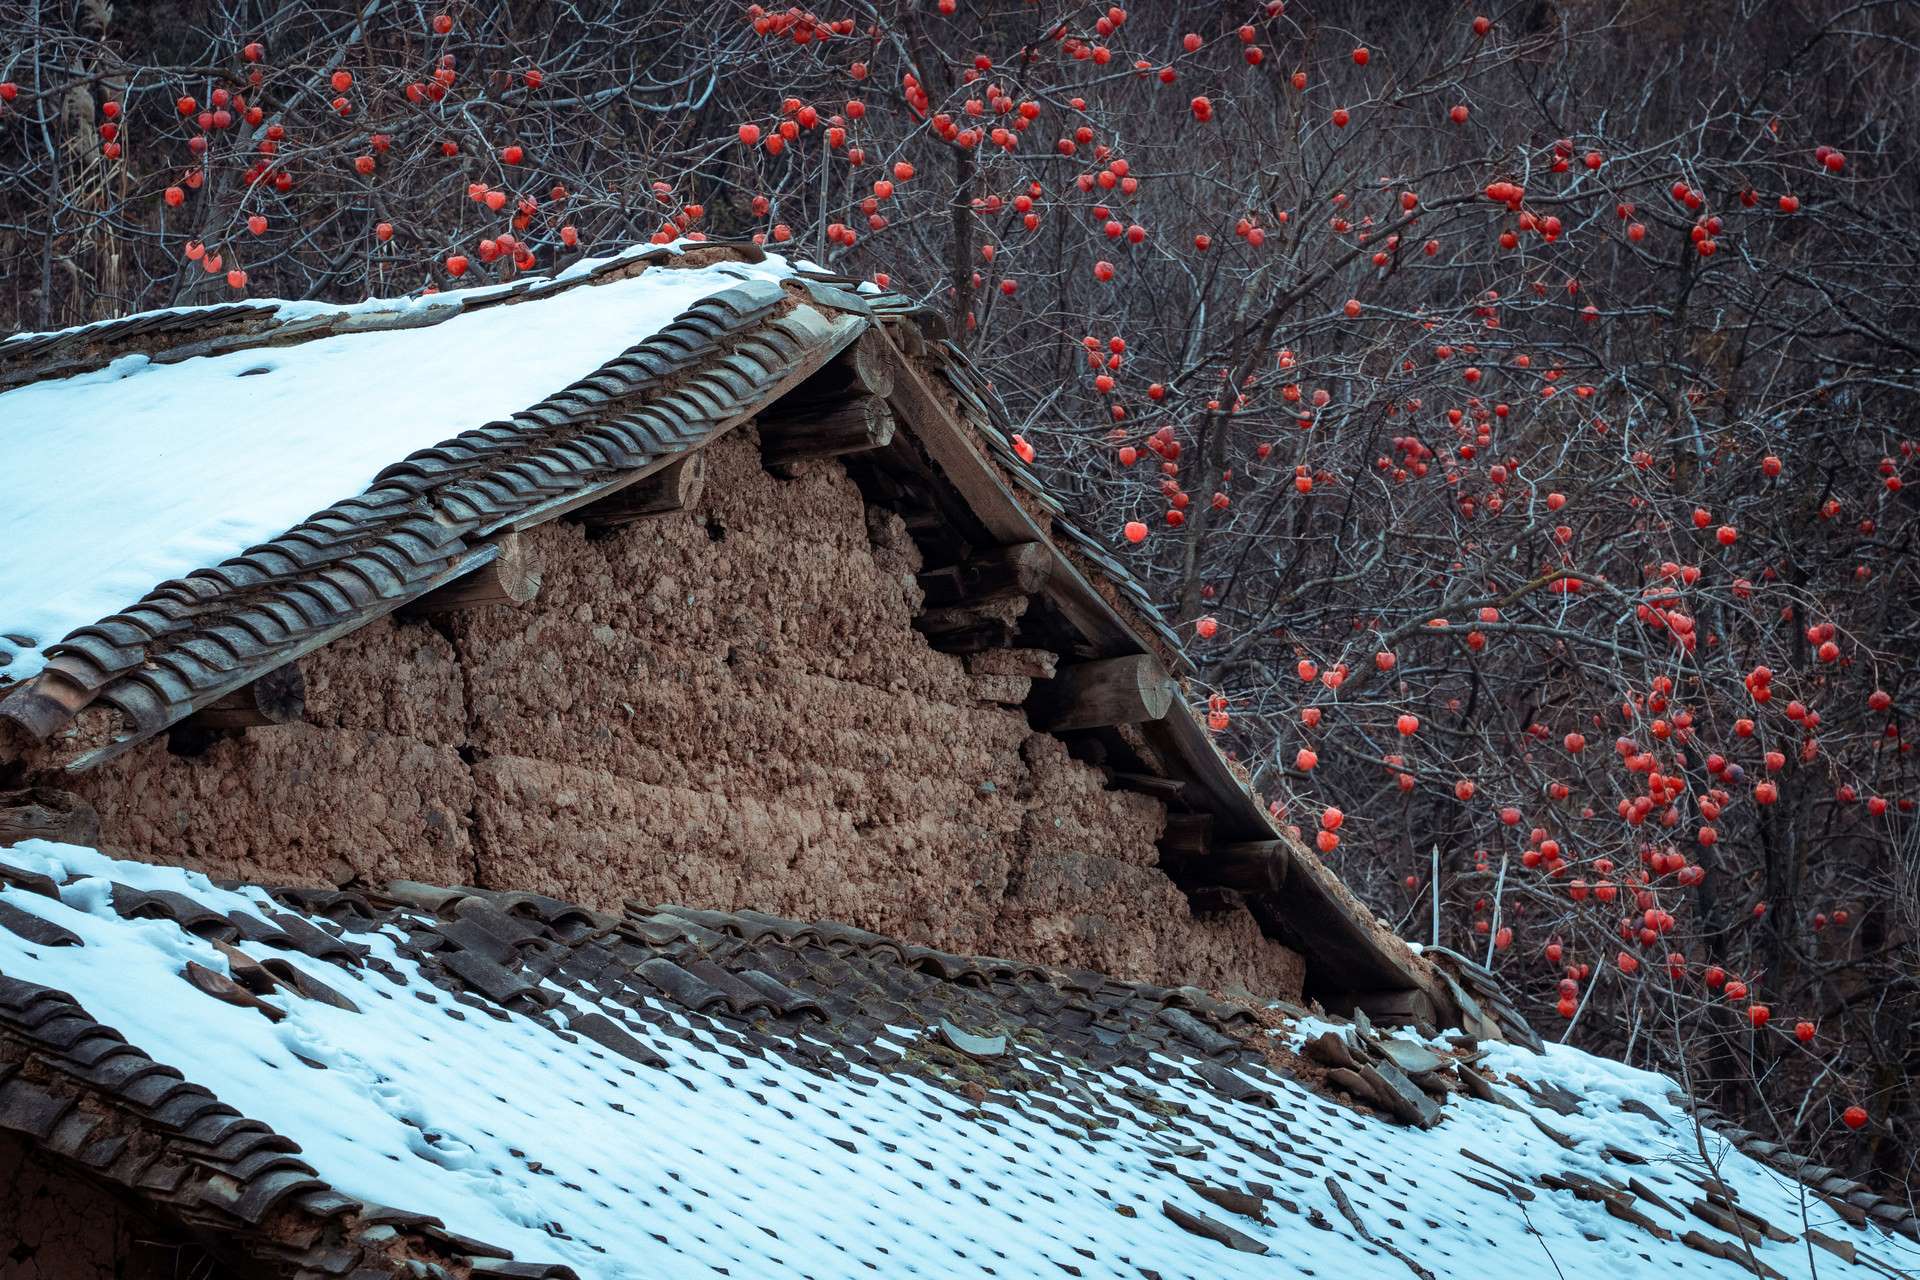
xmin=0 ymin=248 xmax=794 ymax=678
xmin=0 ymin=841 xmax=1911 ymax=1279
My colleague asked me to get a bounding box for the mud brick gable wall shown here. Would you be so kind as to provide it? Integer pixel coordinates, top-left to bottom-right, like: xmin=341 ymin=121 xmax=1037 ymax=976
xmin=25 ymin=431 xmax=1304 ymax=997
xmin=0 ymin=1135 xmax=213 ymax=1280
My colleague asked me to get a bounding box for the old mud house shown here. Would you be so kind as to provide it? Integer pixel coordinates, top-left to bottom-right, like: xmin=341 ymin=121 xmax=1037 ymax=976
xmin=0 ymin=241 xmax=1419 ymax=1010
xmin=0 ymin=244 xmax=1913 ymax=1279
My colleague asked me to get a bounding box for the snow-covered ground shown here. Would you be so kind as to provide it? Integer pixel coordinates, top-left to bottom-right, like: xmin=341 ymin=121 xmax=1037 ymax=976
xmin=0 ymin=840 xmax=1911 ymax=1279
xmin=0 ymin=249 xmax=793 ymax=679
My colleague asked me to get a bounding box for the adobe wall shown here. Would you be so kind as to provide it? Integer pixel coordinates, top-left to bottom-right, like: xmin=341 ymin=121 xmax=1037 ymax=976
xmin=17 ymin=430 xmax=1304 ymax=996
xmin=0 ymin=1135 xmax=208 ymax=1280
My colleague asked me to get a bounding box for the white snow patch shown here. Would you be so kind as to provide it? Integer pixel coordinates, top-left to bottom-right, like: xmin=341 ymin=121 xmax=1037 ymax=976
xmin=0 ymin=250 xmax=794 ymax=677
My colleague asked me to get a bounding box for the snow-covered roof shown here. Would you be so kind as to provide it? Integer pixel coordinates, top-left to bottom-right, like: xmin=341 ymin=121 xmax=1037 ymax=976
xmin=0 ymin=244 xmax=793 ymax=681
xmin=1 ymin=840 xmax=1912 ymax=1279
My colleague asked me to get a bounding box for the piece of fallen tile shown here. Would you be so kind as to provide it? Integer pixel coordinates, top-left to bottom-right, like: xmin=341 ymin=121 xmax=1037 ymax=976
xmin=1455 ymin=1062 xmax=1516 ymax=1107
xmin=1692 ymin=1197 xmax=1796 ymax=1245
xmin=1325 ymin=1067 xmax=1371 ymax=1102
xmin=1377 ymin=1036 xmax=1446 ymax=1075
xmin=1161 ymin=1201 xmax=1268 ymax=1254
xmin=1182 ymin=1177 xmax=1270 ymax=1223
xmin=257 ymin=958 xmax=361 ymax=1012
xmin=1528 ymin=1113 xmax=1581 ymax=1149
xmin=1358 ymin=1058 xmax=1444 ymax=1128
xmin=1530 ymin=1081 xmax=1586 ymax=1117
xmin=1617 ymin=1096 xmax=1668 ymax=1126
xmin=934 ymin=1020 xmax=1007 ymax=1058
xmin=1626 ymin=1176 xmax=1683 ymax=1219
xmin=181 ymin=961 xmax=285 ymax=1022
xmin=0 ymin=862 xmax=63 ymax=899
xmin=1304 ymin=1031 xmax=1358 ymax=1071
xmin=1803 ymin=1228 xmax=1854 ymax=1263
xmin=1679 ymin=1230 xmax=1788 ymax=1280
xmin=210 ymin=939 xmax=280 ymax=994
xmin=1601 ymin=1196 xmax=1672 ymax=1240
xmin=1458 ymin=1172 xmax=1519 ymax=1200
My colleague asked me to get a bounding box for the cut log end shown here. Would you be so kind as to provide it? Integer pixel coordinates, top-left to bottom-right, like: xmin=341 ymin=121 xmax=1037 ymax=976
xmin=402 ymin=533 xmax=541 ymax=616
xmin=917 ymin=542 xmax=1052 ymax=607
xmin=183 ymin=661 xmax=307 ymax=731
xmin=578 ymin=453 xmax=706 ymax=529
xmin=760 ymin=395 xmax=896 ymax=468
xmin=1031 ymin=654 xmax=1176 ymax=732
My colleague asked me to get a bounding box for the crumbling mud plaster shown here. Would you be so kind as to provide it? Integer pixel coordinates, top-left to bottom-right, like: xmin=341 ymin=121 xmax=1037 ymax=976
xmin=0 ymin=1134 xmax=209 ymax=1280
xmin=18 ymin=431 xmax=1303 ymax=996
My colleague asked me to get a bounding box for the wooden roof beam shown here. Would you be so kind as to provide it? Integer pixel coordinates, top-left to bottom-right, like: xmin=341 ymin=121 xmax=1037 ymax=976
xmin=400 ymin=533 xmax=540 ymax=617
xmin=917 ymin=541 xmax=1051 ymax=607
xmin=181 ymin=661 xmax=306 ymax=731
xmin=575 ymin=452 xmax=705 ymax=529
xmin=760 ymin=395 xmax=896 ymax=469
xmin=1031 ymin=655 xmax=1175 ymax=732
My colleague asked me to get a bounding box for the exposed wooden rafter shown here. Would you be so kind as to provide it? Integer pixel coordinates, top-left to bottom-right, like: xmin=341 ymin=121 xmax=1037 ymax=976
xmin=1030 ymin=655 xmax=1176 ymax=732
xmin=760 ymin=395 xmax=896 ymax=468
xmin=867 ymin=320 xmax=1443 ymax=1009
xmin=575 ymin=453 xmax=705 ymax=529
xmin=1158 ymin=813 xmax=1214 ymax=860
xmin=400 ymin=533 xmax=541 ymax=617
xmin=181 ymin=661 xmax=306 ymax=731
xmin=777 ymin=326 xmax=895 ymax=410
xmin=916 ymin=541 xmax=1051 ymax=607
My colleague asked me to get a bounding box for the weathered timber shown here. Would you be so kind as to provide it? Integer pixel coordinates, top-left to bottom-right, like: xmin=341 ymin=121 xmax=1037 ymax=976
xmin=576 ymin=453 xmax=705 ymax=528
xmin=965 ymin=648 xmax=1059 ymax=681
xmin=182 ymin=662 xmax=306 ymax=731
xmin=401 ymin=534 xmax=540 ymax=616
xmin=0 ymin=787 xmax=101 ymax=846
xmin=760 ymin=395 xmax=896 ymax=467
xmin=874 ymin=321 xmax=1445 ymax=1013
xmin=1187 ymin=840 xmax=1293 ymax=896
xmin=1031 ymin=655 xmax=1175 ymax=732
xmin=1107 ymin=770 xmax=1189 ymax=799
xmin=918 ymin=596 xmax=1028 ymax=654
xmin=900 ymin=508 xmax=947 ymax=534
xmin=1347 ymin=987 xmax=1440 ymax=1028
xmin=875 ymin=338 xmax=1146 ymax=656
xmin=777 ymin=327 xmax=895 ymax=409
xmin=1159 ymin=813 xmax=1214 ymax=859
xmin=917 ymin=542 xmax=1052 ymax=607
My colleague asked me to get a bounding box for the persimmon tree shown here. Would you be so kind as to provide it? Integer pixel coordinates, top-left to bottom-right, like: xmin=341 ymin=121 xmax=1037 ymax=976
xmin=2 ymin=0 xmax=1916 ymax=1192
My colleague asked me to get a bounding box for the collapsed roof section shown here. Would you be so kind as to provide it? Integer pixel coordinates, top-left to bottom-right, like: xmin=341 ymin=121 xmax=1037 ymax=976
xmin=0 ymin=841 xmax=1913 ymax=1279
xmin=0 ymin=240 xmax=1422 ymax=1006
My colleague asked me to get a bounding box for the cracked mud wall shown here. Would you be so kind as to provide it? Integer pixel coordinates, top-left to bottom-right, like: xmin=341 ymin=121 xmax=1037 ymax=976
xmin=17 ymin=431 xmax=1303 ymax=996
xmin=0 ymin=1135 xmax=211 ymax=1280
